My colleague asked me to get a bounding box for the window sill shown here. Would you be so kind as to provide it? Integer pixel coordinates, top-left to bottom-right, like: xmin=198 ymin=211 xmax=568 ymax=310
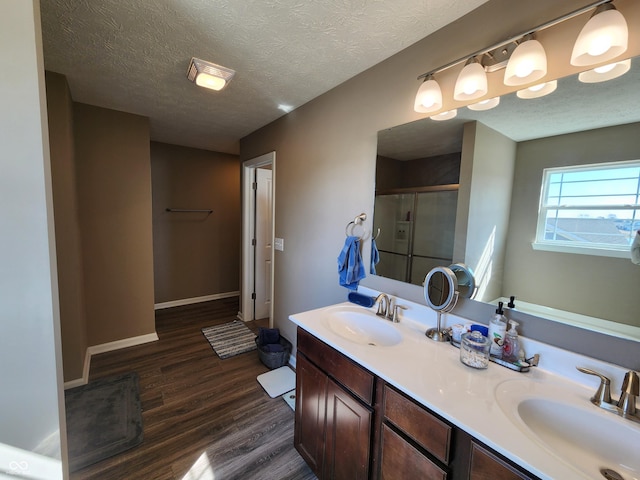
xmin=531 ymin=242 xmax=631 ymax=259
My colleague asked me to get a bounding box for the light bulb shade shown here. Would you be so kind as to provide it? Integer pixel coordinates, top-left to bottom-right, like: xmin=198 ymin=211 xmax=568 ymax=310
xmin=430 ymin=109 xmax=457 ymax=121
xmin=414 ymin=78 xmax=443 ymax=113
xmin=454 ymin=61 xmax=488 ymax=101
xmin=468 ymin=97 xmax=500 ymax=111
xmin=504 ymin=39 xmax=547 ymax=86
xmin=516 ymin=80 xmax=557 ymax=99
xmin=187 ymin=57 xmax=235 ymax=91
xmin=571 ymin=7 xmax=628 ymax=67
xmin=195 ymin=73 xmax=227 ymax=90
xmin=578 ymin=59 xmax=631 ymax=83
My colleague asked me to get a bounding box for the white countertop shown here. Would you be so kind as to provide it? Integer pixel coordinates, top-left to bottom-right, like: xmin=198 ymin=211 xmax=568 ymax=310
xmin=289 ymin=288 xmax=636 ymax=480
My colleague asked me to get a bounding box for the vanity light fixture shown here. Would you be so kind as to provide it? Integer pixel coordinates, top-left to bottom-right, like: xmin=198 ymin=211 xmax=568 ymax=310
xmin=187 ymin=57 xmax=235 ymax=91
xmin=516 ymin=80 xmax=558 ymax=99
xmin=571 ymin=3 xmax=628 ymax=67
xmin=468 ymin=97 xmax=500 ymax=111
xmin=578 ymin=58 xmax=631 ymax=82
xmin=413 ymin=75 xmax=443 ymax=113
xmin=413 ymin=0 xmax=624 ymax=115
xmin=454 ymin=57 xmax=488 ymax=101
xmin=430 ymin=109 xmax=457 ymax=121
xmin=504 ymin=35 xmax=548 ymax=86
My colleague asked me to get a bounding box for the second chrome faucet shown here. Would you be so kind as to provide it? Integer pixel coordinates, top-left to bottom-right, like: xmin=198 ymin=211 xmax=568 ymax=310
xmin=577 ymin=366 xmax=639 ymax=423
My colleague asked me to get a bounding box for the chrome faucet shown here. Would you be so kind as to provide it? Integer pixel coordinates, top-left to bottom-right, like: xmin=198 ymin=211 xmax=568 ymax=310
xmin=577 ymin=366 xmax=640 ymax=423
xmin=374 ymin=294 xmax=407 ymax=322
xmin=374 ymin=293 xmax=390 ymax=318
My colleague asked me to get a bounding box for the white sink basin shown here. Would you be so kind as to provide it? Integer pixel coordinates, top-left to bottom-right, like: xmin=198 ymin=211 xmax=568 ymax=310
xmin=496 ymin=379 xmax=640 ymax=480
xmin=323 ymin=305 xmax=402 ymax=347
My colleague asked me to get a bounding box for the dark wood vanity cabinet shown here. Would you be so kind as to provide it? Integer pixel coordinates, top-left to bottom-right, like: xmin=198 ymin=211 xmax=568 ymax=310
xmin=294 ymin=327 xmax=374 ymax=480
xmin=294 ymin=327 xmax=538 ymax=480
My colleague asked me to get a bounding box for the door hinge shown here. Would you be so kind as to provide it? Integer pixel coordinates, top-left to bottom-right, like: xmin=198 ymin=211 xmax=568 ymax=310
xmin=251 ymin=238 xmax=256 ymax=246
xmin=251 ymin=292 xmax=256 ymax=300
xmin=252 ymin=182 xmax=257 ymax=190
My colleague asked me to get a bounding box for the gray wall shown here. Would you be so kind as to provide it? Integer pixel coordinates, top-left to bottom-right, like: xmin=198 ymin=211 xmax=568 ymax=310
xmin=73 ymin=103 xmax=156 ymax=346
xmin=0 ymin=0 xmax=65 ymax=465
xmin=457 ymin=121 xmax=516 ymax=303
xmin=46 ymin=72 xmax=88 ymax=383
xmin=240 ymin=0 xmax=640 ymax=369
xmin=151 ymin=142 xmax=241 ymax=303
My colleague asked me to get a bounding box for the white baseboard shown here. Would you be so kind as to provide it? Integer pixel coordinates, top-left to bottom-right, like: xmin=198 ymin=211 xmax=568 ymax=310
xmin=63 ymin=332 xmax=159 ymax=389
xmin=154 ymin=291 xmax=240 ymax=310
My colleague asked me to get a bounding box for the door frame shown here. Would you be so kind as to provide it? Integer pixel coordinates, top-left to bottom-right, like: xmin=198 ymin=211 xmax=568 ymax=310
xmin=240 ymin=151 xmax=275 ymax=326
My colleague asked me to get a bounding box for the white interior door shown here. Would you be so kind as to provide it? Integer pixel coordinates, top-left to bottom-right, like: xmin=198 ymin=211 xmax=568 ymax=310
xmin=254 ymin=167 xmax=273 ymax=320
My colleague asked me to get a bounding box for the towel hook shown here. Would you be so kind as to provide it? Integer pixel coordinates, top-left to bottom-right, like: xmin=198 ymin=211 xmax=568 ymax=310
xmin=372 ymin=227 xmax=381 ymax=241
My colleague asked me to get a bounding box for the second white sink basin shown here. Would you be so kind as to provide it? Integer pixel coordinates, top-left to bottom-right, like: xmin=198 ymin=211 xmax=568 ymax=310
xmin=496 ymin=379 xmax=640 ymax=480
xmin=324 ymin=305 xmax=402 ymax=347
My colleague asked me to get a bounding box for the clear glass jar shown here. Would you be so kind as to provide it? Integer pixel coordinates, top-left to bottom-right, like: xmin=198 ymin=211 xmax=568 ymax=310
xmin=460 ymin=331 xmax=490 ymax=369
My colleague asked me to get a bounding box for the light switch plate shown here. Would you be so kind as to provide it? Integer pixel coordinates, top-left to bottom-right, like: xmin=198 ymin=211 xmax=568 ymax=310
xmin=274 ymin=237 xmax=284 ymax=251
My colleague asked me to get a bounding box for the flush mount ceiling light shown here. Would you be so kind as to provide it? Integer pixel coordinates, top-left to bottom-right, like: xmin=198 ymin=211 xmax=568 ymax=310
xmin=467 ymin=97 xmax=500 ymax=111
xmin=504 ymin=35 xmax=548 ymax=86
xmin=571 ymin=3 xmax=628 ymax=67
xmin=516 ymin=80 xmax=558 ymax=99
xmin=430 ymin=109 xmax=457 ymax=121
xmin=454 ymin=57 xmax=488 ymax=101
xmin=414 ymin=75 xmax=443 ymax=113
xmin=187 ymin=57 xmax=235 ymax=91
xmin=578 ymin=58 xmax=631 ymax=82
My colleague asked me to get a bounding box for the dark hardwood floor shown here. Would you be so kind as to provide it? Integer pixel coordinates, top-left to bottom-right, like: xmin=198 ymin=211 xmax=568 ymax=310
xmin=69 ymin=297 xmax=307 ymax=480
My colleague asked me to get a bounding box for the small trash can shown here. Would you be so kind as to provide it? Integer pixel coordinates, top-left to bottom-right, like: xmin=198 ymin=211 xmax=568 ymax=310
xmin=255 ymin=328 xmax=292 ymax=369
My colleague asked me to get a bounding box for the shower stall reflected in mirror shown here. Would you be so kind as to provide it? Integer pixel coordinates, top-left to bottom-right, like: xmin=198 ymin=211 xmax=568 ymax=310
xmin=373 ymin=186 xmax=458 ymax=286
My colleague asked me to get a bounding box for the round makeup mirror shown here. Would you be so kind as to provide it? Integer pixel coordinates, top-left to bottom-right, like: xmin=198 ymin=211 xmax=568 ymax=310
xmin=424 ymin=266 xmax=459 ymax=342
xmin=449 ymin=263 xmax=476 ymax=299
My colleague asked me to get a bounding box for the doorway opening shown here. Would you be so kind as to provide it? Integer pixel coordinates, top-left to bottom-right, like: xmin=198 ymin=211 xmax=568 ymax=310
xmin=240 ymin=152 xmax=275 ymax=327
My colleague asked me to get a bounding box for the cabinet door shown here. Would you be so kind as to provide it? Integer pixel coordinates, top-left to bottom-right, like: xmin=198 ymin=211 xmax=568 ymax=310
xmin=469 ymin=442 xmax=534 ymax=480
xmin=294 ymin=354 xmax=328 ymax=477
xmin=324 ymin=378 xmax=372 ymax=480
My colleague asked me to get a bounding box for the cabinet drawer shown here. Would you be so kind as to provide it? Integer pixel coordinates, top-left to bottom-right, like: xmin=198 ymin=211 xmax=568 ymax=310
xmin=380 ymin=424 xmax=447 ymax=480
xmin=383 ymin=385 xmax=452 ymax=464
xmin=469 ymin=442 xmax=534 ymax=480
xmin=297 ymin=327 xmax=375 ymax=405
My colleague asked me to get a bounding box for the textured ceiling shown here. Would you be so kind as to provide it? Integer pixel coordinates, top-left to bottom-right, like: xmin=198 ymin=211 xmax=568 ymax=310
xmin=39 ymin=0 xmax=488 ymax=154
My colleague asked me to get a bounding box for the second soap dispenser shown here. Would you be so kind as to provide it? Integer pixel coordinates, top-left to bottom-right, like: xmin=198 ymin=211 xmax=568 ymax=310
xmin=502 ymin=320 xmax=520 ymax=363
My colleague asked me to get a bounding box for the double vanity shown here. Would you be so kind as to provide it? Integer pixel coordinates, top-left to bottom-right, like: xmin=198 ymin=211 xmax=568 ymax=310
xmin=289 ymin=287 xmax=639 ymax=480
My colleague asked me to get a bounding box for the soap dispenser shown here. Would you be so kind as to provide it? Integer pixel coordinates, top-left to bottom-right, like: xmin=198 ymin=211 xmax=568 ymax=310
xmin=488 ymin=302 xmax=507 ymax=357
xmin=502 ymin=320 xmax=520 ymax=363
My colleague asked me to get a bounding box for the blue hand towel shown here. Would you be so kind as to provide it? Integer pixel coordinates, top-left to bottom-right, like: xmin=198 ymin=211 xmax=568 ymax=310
xmin=370 ymin=238 xmax=380 ymax=275
xmin=337 ymin=236 xmax=366 ymax=290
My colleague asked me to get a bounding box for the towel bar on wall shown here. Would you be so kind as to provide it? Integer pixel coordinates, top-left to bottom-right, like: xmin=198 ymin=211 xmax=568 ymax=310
xmin=165 ymin=208 xmax=213 ymax=214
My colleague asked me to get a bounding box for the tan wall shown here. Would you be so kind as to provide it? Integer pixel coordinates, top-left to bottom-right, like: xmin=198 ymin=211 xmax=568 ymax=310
xmin=151 ymin=142 xmax=241 ymax=303
xmin=74 ymin=103 xmax=155 ymax=345
xmin=45 ymin=72 xmax=87 ymax=382
xmin=504 ymin=122 xmax=640 ymax=326
xmin=239 ymin=0 xmax=640 ymax=367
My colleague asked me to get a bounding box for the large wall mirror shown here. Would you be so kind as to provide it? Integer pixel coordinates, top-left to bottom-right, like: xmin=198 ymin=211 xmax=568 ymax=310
xmin=373 ymin=56 xmax=640 ymax=339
